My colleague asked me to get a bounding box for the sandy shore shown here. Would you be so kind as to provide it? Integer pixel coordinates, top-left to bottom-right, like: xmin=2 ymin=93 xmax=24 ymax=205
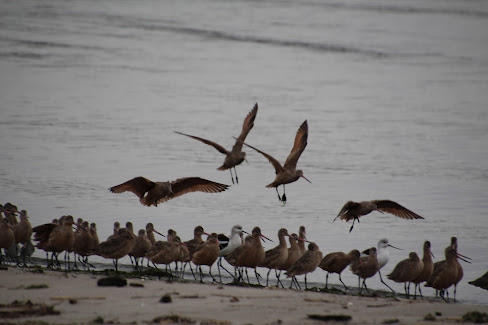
xmin=1 ymin=266 xmax=487 ymax=325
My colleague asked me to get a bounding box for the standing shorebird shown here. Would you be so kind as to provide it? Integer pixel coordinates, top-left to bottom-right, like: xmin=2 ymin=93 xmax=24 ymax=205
xmin=425 ymin=246 xmax=470 ymax=302
xmin=286 ymin=242 xmax=322 ymax=290
xmin=175 ymin=103 xmax=258 ymax=184
xmin=411 ymin=241 xmax=434 ymax=300
xmin=192 ymin=234 xmax=221 ymax=283
xmin=319 ymin=249 xmax=361 ymax=290
xmin=258 ymin=228 xmax=290 ymax=287
xmin=236 ymin=227 xmax=270 ymax=285
xmin=350 ymin=247 xmax=380 ymax=295
xmin=387 ymin=252 xmax=424 ymax=298
xmin=277 ymin=233 xmax=304 ymax=276
xmin=358 ymin=238 xmax=402 ymax=293
xmin=240 ymin=120 xmax=311 ymax=203
xmin=109 ymin=176 xmax=229 ymax=207
xmin=334 ymin=200 xmax=424 ymax=232
xmin=0 ymin=219 xmax=15 ymax=264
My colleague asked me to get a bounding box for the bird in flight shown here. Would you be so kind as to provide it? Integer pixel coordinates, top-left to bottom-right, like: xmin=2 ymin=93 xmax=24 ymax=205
xmin=174 ymin=103 xmax=258 ymax=184
xmin=239 ymin=120 xmax=311 ymax=203
xmin=334 ymin=200 xmax=424 ymax=232
xmin=109 ymin=176 xmax=229 ymax=207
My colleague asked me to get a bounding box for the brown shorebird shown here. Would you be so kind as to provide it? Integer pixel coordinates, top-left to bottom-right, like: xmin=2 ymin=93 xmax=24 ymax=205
xmin=184 ymin=226 xmax=209 ymax=259
xmin=192 ymin=233 xmax=221 ymax=283
xmin=94 ymin=228 xmax=136 ymax=271
xmin=350 ymin=247 xmax=380 ymax=295
xmin=147 ymin=236 xmax=185 ymax=277
xmin=33 ymin=218 xmax=62 ymax=265
xmin=131 ymin=229 xmax=152 ymax=271
xmin=424 ymin=246 xmax=470 ymax=302
xmin=286 ymin=242 xmax=322 ymax=290
xmin=236 ymin=227 xmax=270 ymax=285
xmin=14 ymin=210 xmax=32 ymax=246
xmin=146 ymin=223 xmax=157 ymax=245
xmin=411 ymin=241 xmax=434 ymax=299
xmin=175 ymin=103 xmax=258 ymax=185
xmin=298 ymin=226 xmax=307 ymax=255
xmin=0 ymin=219 xmax=15 ymax=264
xmin=109 ymin=176 xmax=229 ymax=207
xmin=48 ymin=215 xmax=76 ymax=268
xmin=319 ymin=249 xmax=361 ymax=290
xmin=469 ymin=271 xmax=488 ymax=291
xmin=73 ymin=221 xmax=97 ymax=269
xmin=277 ymin=233 xmax=303 ymax=274
xmin=428 ymin=237 xmax=471 ymax=301
xmin=258 ymin=228 xmax=290 ymax=287
xmin=240 ymin=120 xmax=311 ymax=203
xmin=387 ymin=252 xmax=424 ymax=298
xmin=334 ymin=200 xmax=424 ymax=232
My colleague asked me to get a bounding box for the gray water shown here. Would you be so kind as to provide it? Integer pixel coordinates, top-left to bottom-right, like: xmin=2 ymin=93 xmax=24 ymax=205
xmin=1 ymin=0 xmax=488 ymax=305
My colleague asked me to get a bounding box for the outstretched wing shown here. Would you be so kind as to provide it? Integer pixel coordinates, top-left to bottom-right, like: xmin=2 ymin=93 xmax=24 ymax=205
xmin=232 ymin=103 xmax=258 ymax=152
xmin=372 ymin=200 xmax=424 ymax=220
xmin=283 ymin=120 xmax=308 ymax=169
xmin=156 ymin=177 xmax=229 ymax=204
xmin=109 ymin=176 xmax=155 ymax=199
xmin=174 ymin=131 xmax=230 ymax=155
xmin=240 ymin=141 xmax=284 ymax=174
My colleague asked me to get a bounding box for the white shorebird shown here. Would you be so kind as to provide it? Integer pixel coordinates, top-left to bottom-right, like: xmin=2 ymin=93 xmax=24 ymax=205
xmin=361 ymin=238 xmax=402 ymax=293
xmin=216 ymin=225 xmax=248 ymax=282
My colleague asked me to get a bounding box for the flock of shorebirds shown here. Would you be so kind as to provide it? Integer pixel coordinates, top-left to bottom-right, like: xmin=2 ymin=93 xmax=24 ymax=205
xmin=1 ymin=103 xmax=487 ymax=303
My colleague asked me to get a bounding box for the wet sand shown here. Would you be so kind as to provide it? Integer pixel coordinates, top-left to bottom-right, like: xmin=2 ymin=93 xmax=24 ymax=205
xmin=1 ymin=266 xmax=487 ymax=325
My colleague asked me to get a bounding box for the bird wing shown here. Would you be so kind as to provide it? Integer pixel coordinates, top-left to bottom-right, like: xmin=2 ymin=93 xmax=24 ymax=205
xmin=372 ymin=200 xmax=424 ymax=220
xmin=174 ymin=131 xmax=230 ymax=155
xmin=232 ymin=103 xmax=258 ymax=152
xmin=283 ymin=120 xmax=308 ymax=169
xmin=156 ymin=177 xmax=229 ymax=204
xmin=109 ymin=176 xmax=155 ymax=199
xmin=334 ymin=201 xmax=358 ymax=221
xmin=240 ymin=141 xmax=284 ymax=174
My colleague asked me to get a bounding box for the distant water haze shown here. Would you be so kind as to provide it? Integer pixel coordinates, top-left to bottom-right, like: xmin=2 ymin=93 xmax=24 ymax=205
xmin=1 ymin=0 xmax=487 ymax=304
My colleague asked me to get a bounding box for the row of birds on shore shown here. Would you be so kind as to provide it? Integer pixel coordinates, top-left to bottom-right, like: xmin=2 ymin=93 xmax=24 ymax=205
xmin=108 ymin=103 xmax=425 ymax=233
xmin=1 ymin=202 xmax=485 ymax=302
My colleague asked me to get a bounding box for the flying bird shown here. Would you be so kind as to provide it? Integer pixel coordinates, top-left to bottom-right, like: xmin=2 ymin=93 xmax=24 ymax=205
xmin=174 ymin=103 xmax=258 ymax=184
xmin=109 ymin=176 xmax=229 ymax=207
xmin=239 ymin=120 xmax=310 ymax=203
xmin=334 ymin=200 xmax=424 ymax=232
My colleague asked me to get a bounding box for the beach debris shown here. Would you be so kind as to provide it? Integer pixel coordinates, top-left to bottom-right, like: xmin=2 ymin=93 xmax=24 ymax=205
xmin=152 ymin=314 xmax=195 ymax=324
xmin=97 ymin=276 xmax=127 ymax=287
xmin=0 ymin=266 xmax=8 ymax=271
xmin=25 ymin=284 xmax=49 ymax=289
xmin=91 ymin=316 xmax=105 ymax=324
xmin=462 ymin=311 xmax=488 ymax=323
xmin=307 ymin=314 xmax=352 ymax=322
xmin=0 ymin=300 xmax=60 ymax=318
xmin=129 ymin=282 xmax=144 ymax=288
xmin=51 ymin=296 xmax=106 ymax=301
xmin=424 ymin=313 xmax=436 ymax=321
xmin=160 ymin=294 xmax=172 ymax=303
xmin=230 ymin=296 xmax=239 ymax=303
xmin=382 ymin=318 xmax=399 ymax=324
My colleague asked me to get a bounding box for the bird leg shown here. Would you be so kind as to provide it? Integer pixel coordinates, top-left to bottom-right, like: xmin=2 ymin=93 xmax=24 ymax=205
xmin=266 ymin=269 xmax=272 ymax=287
xmin=281 ymin=185 xmax=287 ymax=203
xmin=304 ymin=273 xmax=308 ymax=290
xmin=339 ymin=273 xmax=349 ymax=291
xmin=234 ymin=167 xmax=239 ymax=184
xmin=275 ymin=187 xmax=282 ymax=202
xmin=254 ymin=268 xmax=262 ymax=286
xmin=378 ymin=270 xmax=396 ymax=294
xmin=275 ymin=269 xmax=284 ymax=288
xmin=349 ymin=217 xmax=360 ymax=233
xmin=325 ymin=272 xmax=329 ymax=289
xmin=228 ymin=169 xmax=235 ymax=185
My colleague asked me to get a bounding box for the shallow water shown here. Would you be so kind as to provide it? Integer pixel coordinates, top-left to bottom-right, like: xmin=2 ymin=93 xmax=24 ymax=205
xmin=1 ymin=0 xmax=487 ymax=304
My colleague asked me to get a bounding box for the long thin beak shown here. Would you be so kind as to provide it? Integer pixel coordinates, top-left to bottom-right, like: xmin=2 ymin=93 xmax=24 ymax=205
xmin=301 ymin=175 xmax=312 ymax=184
xmin=457 ymin=252 xmax=472 ymax=260
xmin=260 ymin=234 xmax=273 ymax=242
xmin=457 ymin=252 xmax=472 ymax=263
xmin=242 ymin=230 xmax=250 ymax=235
xmin=388 ymin=244 xmax=403 ymax=250
xmin=244 ymin=158 xmax=249 ymax=164
xmin=431 ymin=251 xmax=435 ymax=259
xmin=153 ymin=229 xmax=166 ymax=237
